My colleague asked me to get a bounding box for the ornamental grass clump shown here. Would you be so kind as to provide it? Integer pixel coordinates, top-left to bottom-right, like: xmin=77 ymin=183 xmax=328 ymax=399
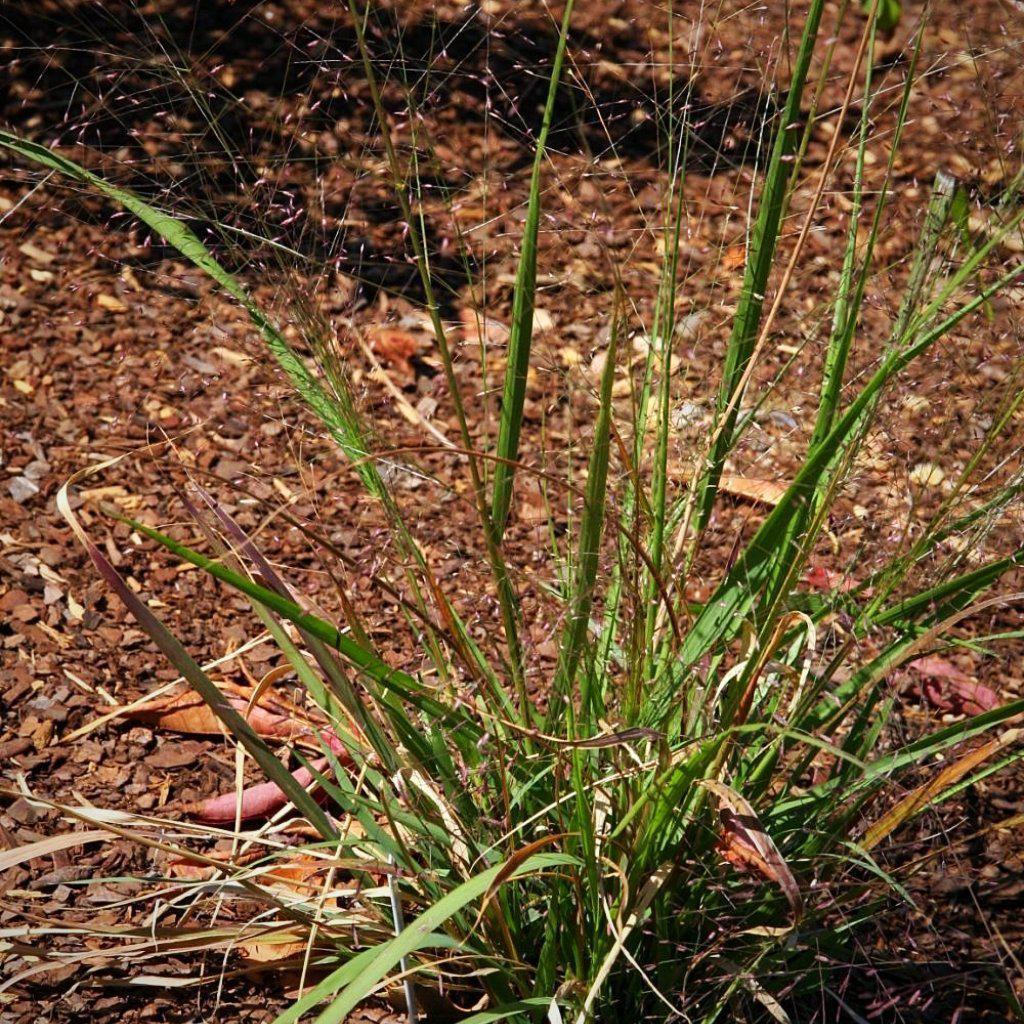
xmin=3 ymin=0 xmax=1023 ymax=1020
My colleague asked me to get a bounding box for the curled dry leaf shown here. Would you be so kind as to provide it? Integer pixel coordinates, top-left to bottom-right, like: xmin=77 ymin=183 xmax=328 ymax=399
xmin=700 ymin=779 xmax=802 ymax=919
xmin=128 ymin=683 xmax=355 ymax=823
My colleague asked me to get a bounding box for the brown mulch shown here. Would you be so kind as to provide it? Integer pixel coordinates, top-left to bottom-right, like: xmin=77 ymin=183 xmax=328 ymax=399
xmin=2 ymin=1 xmax=1024 ymax=1020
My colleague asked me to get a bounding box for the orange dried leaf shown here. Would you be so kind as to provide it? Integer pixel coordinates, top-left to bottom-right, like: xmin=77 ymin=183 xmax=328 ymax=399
xmin=721 ymin=244 xmax=747 ymax=270
xmin=369 ymin=327 xmax=420 ymax=374
xmin=127 ymin=683 xmax=309 ymax=742
xmin=239 ymin=929 xmax=311 ymax=964
xmin=718 ymin=833 xmax=775 ymax=878
xmin=719 ymin=474 xmax=789 ymax=507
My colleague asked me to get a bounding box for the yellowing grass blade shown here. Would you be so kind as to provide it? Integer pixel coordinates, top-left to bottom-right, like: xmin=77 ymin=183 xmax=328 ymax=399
xmin=0 ymin=829 xmax=114 ymax=873
xmin=863 ymin=728 xmax=1023 ymax=851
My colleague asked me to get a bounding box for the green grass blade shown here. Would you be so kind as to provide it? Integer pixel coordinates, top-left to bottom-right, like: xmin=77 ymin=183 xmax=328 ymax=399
xmin=650 ymin=258 xmax=1024 ymax=721
xmin=693 ymin=0 xmax=826 ymax=534
xmin=810 ymin=23 xmax=878 ymax=443
xmin=490 ymin=0 xmax=577 ymax=539
xmin=313 ymin=852 xmax=576 ymax=1024
xmin=548 ymin=303 xmax=621 ymax=729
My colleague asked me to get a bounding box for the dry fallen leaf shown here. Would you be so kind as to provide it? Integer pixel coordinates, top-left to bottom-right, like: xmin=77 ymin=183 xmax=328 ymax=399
xmin=96 ymin=293 xmax=129 ymax=314
xmin=18 ymin=241 xmax=55 ymax=264
xmin=211 ymin=346 xmax=251 ymax=366
xmin=239 ymin=853 xmax=358 ymax=962
xmin=558 ymin=345 xmax=582 ymax=368
xmin=459 ymin=307 xmax=510 ymax=346
xmin=533 ymin=307 xmax=555 ymax=332
xmin=126 ymin=682 xmax=311 ymax=744
xmin=804 ymin=565 xmax=864 ymax=594
xmin=719 ymin=474 xmax=789 ymax=507
xmin=369 ymin=326 xmax=421 ymax=375
xmin=909 ymin=462 xmax=945 ymax=487
xmin=130 ymin=681 xmax=359 ymax=824
xmin=906 ymin=656 xmax=1000 ymax=716
xmin=168 ymin=850 xmax=338 ymax=963
xmin=721 ymin=244 xmax=747 ymax=271
xmin=909 ymin=656 xmax=971 ymax=683
xmin=238 ymin=928 xmax=313 ymax=965
xmin=701 ymin=778 xmax=802 ymax=918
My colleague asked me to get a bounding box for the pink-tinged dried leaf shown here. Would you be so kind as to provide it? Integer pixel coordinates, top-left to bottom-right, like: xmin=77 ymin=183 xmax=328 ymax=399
xmin=700 ymin=779 xmax=802 ymax=919
xmin=909 ymin=656 xmax=972 ymax=683
xmin=193 ymin=757 xmax=331 ymax=823
xmin=804 ymin=565 xmax=863 ymax=594
xmin=952 ymin=680 xmax=1000 ymax=715
xmin=907 ymin=657 xmax=1000 ymax=716
xmin=717 ymin=830 xmax=778 ymax=879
